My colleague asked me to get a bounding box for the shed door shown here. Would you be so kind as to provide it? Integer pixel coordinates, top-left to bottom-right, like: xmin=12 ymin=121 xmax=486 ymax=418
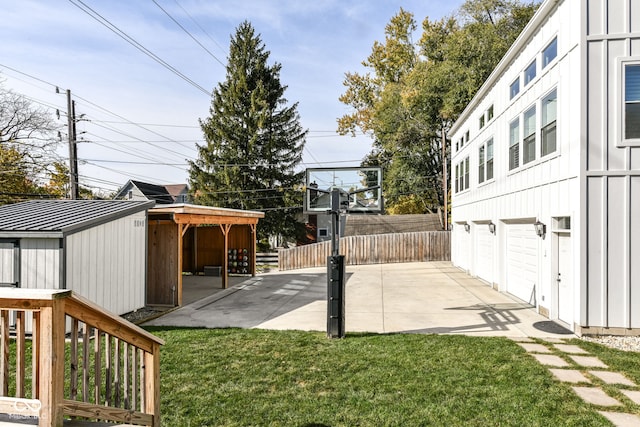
xmin=505 ymin=224 xmax=538 ymax=304
xmin=0 ymin=240 xmax=19 ymax=287
xmin=475 ymin=227 xmax=494 ymax=284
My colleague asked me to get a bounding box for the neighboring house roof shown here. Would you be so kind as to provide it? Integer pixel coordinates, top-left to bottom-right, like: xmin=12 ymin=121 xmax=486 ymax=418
xmin=344 ymin=214 xmax=443 ymax=236
xmin=114 ymin=180 xmax=187 ymax=204
xmin=0 ymin=200 xmax=154 ymax=238
xmin=130 ymin=180 xmax=175 ymax=204
xmin=164 ymin=184 xmax=188 ymax=199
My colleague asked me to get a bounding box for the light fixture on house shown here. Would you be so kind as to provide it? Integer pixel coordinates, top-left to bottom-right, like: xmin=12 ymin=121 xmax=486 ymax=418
xmin=534 ymin=220 xmax=546 ymax=238
xmin=488 ymin=221 xmax=496 ymax=235
xmin=464 ymin=223 xmax=470 ymax=233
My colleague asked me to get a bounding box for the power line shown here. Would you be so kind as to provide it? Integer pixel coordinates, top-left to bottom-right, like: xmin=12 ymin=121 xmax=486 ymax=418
xmin=67 ymin=0 xmax=212 ymax=97
xmin=172 ymin=0 xmax=228 ymax=55
xmin=151 ymin=0 xmax=226 ymax=68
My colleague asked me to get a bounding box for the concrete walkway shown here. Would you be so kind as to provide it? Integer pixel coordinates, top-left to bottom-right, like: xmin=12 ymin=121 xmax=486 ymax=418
xmin=144 ymin=261 xmax=574 ymax=339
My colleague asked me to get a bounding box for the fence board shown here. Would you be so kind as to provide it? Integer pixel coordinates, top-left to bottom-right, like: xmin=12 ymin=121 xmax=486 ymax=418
xmin=279 ymin=231 xmax=450 ymax=270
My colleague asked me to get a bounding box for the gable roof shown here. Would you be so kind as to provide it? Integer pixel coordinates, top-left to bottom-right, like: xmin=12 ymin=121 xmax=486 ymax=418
xmin=114 ymin=180 xmax=187 ymax=204
xmin=164 ymin=184 xmax=188 ymax=199
xmin=0 ymin=200 xmax=154 ymax=238
xmin=129 ymin=180 xmax=175 ymax=204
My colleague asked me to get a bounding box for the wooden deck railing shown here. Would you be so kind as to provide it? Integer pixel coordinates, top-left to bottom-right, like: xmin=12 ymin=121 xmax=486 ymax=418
xmin=278 ymin=231 xmax=451 ymax=271
xmin=0 ymin=289 xmax=164 ymax=426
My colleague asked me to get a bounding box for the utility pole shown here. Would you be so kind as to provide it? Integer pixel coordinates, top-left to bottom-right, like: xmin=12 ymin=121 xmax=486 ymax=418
xmin=66 ymin=90 xmax=79 ymax=199
xmin=442 ymin=126 xmax=448 ymax=231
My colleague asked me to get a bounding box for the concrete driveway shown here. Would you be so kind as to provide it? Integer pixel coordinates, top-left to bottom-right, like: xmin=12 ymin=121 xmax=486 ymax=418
xmin=144 ymin=261 xmax=575 ymax=339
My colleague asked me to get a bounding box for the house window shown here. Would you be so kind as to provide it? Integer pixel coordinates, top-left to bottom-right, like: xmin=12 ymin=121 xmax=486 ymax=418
xmin=541 ymin=88 xmax=557 ymax=156
xmin=542 ymin=37 xmax=557 ymax=68
xmin=464 ymin=157 xmax=470 ymax=190
xmin=486 ymin=138 xmax=494 ymax=180
xmin=510 ymin=78 xmax=520 ymax=99
xmin=487 ymin=105 xmax=494 ymax=121
xmin=479 ymin=115 xmax=485 ymax=129
xmin=625 ymin=64 xmax=640 ymax=140
xmin=127 ymin=190 xmax=133 ymax=200
xmin=318 ymin=228 xmax=329 ymax=238
xmin=524 ymin=60 xmax=537 ymax=86
xmin=523 ymin=106 xmax=536 ymax=164
xmin=455 ymin=157 xmax=470 ymax=192
xmin=509 ymin=119 xmax=520 ymax=170
xmin=478 ymin=137 xmax=494 ymax=184
xmin=478 ymin=146 xmax=485 ymax=184
xmin=465 ymin=130 xmax=470 ymax=143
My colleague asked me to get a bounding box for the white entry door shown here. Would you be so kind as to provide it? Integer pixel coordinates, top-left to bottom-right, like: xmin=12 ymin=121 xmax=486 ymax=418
xmin=557 ymin=233 xmax=573 ymax=325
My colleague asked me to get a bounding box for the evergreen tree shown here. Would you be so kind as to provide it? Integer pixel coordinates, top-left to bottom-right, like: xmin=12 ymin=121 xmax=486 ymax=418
xmin=189 ymin=21 xmax=307 ymax=243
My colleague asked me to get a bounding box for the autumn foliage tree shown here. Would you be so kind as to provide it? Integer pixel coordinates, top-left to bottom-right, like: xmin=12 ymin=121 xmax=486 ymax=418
xmin=339 ymin=0 xmax=539 ymax=214
xmin=0 ymin=82 xmax=62 ymax=204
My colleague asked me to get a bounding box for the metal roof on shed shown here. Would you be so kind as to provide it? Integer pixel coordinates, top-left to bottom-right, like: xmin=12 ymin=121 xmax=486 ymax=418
xmin=0 ymin=200 xmax=154 ymax=237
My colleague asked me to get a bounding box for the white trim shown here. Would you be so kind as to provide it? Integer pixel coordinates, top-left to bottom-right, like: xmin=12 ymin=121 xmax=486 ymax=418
xmin=618 ymin=57 xmax=640 ymax=147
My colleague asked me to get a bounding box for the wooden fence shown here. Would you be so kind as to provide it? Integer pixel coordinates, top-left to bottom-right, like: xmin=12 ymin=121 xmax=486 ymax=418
xmin=278 ymin=231 xmax=450 ymax=271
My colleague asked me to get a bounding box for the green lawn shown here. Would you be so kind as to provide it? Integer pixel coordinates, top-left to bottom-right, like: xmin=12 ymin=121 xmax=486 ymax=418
xmin=145 ymin=328 xmax=640 ymax=426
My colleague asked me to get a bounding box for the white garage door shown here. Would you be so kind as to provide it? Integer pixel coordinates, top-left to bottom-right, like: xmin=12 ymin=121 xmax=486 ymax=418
xmin=506 ymin=224 xmax=538 ymax=304
xmin=454 ymin=225 xmax=471 ymax=271
xmin=475 ymin=227 xmax=494 ymax=284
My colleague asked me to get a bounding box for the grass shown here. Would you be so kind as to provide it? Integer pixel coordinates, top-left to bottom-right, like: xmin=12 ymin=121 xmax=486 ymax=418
xmin=145 ymin=328 xmax=640 ymax=426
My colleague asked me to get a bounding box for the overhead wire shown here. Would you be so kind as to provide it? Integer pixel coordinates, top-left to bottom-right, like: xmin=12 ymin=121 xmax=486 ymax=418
xmin=67 ymin=0 xmax=212 ymax=97
xmin=172 ymin=0 xmax=228 ymax=55
xmin=151 ymin=0 xmax=226 ymax=68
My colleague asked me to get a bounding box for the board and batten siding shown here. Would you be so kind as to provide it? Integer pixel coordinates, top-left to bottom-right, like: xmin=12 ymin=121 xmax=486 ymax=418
xmin=65 ymin=211 xmax=147 ymax=315
xmin=20 ymin=239 xmax=62 ymax=289
xmin=583 ymin=0 xmax=640 ymax=330
xmin=450 ymin=0 xmax=582 ymax=315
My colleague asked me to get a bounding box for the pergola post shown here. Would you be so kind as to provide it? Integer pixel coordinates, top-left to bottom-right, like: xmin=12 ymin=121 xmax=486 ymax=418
xmin=177 ymin=224 xmax=191 ymax=306
xmin=220 ymin=224 xmax=232 ymax=289
xmin=250 ymin=223 xmax=257 ymax=276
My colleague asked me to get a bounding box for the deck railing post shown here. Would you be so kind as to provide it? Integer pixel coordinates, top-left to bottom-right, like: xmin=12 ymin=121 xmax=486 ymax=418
xmin=144 ymin=342 xmax=161 ymax=426
xmin=37 ymin=298 xmax=66 ymax=427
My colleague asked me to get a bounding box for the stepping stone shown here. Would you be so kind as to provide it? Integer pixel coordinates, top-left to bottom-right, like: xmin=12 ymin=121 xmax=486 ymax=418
xmin=549 ymin=369 xmax=591 ymax=383
xmin=572 ymin=387 xmax=621 ymax=406
xmin=598 ymin=411 xmax=640 ymax=426
xmin=620 ymin=389 xmax=640 ymax=405
xmin=518 ymin=343 xmax=552 ymax=353
xmin=532 ymin=354 xmax=569 ymax=367
xmin=554 ymin=344 xmax=589 ymax=354
xmin=568 ymin=355 xmax=608 ymax=368
xmin=589 ymin=371 xmax=636 ymax=386
xmin=508 ymin=336 xmax=534 ymax=343
xmin=544 ymin=337 xmax=567 ymax=343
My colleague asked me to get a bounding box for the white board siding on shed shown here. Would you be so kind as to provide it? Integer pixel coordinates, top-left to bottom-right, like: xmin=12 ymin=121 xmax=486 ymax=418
xmin=20 ymin=239 xmax=61 ymax=290
xmin=66 ymin=212 xmax=146 ymax=315
xmin=0 ymin=242 xmax=16 ymax=286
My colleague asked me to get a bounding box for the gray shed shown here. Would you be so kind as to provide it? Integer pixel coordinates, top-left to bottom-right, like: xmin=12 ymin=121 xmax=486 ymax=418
xmin=0 ymin=200 xmax=154 ymax=315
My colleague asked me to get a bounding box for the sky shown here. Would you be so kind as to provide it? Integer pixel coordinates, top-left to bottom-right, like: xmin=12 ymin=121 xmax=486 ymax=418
xmin=0 ymin=0 xmax=464 ymax=196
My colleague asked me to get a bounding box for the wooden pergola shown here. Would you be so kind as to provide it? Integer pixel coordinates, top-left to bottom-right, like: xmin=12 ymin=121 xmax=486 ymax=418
xmin=147 ymin=204 xmax=264 ymax=306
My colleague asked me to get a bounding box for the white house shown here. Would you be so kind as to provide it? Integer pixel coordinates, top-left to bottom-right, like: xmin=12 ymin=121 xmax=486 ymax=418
xmin=0 ymin=200 xmax=154 ymax=316
xmin=449 ymin=0 xmax=639 ymax=335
